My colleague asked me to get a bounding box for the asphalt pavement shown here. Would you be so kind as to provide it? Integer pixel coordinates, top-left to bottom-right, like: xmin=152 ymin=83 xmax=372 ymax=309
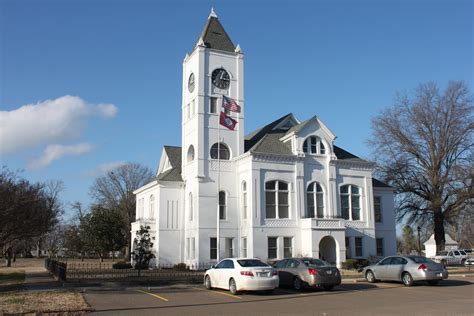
xmin=82 ymin=276 xmax=474 ymax=316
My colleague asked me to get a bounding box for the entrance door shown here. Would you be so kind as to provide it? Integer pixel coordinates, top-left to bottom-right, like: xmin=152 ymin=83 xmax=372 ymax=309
xmin=319 ymin=236 xmax=337 ymax=264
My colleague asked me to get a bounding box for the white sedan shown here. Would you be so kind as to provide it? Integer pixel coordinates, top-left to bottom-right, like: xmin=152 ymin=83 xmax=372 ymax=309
xmin=204 ymin=258 xmax=279 ymax=295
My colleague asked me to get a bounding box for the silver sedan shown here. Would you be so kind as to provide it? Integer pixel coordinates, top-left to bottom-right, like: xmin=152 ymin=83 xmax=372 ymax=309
xmin=363 ymin=255 xmax=448 ymax=286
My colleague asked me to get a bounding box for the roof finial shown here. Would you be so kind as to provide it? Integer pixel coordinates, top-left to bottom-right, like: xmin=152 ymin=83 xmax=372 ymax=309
xmin=209 ymin=7 xmax=218 ymax=18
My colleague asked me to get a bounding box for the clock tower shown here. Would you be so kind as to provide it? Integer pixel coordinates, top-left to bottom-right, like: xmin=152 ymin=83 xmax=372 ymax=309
xmin=181 ymin=9 xmax=245 ymax=180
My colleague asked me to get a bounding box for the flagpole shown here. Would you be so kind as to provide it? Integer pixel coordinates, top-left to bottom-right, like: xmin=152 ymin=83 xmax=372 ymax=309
xmin=216 ymin=95 xmax=222 ymax=262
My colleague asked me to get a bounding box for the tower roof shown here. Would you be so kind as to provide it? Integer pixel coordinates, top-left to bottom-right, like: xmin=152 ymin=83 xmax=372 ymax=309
xmin=195 ymin=10 xmax=235 ymax=52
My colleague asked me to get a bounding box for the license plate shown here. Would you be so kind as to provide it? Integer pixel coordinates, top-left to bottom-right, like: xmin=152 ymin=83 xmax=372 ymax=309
xmin=257 ymin=272 xmax=269 ymax=277
xmin=326 ymin=270 xmax=332 ymax=275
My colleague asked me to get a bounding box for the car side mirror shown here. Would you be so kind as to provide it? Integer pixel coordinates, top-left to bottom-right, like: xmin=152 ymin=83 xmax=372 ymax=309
xmin=211 ymin=265 xmax=216 ymax=269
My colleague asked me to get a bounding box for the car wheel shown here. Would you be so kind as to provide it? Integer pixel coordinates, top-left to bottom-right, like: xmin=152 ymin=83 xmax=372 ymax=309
xmin=323 ymin=285 xmax=334 ymax=291
xmin=205 ymin=275 xmax=212 ymax=290
xmin=427 ymin=280 xmax=439 ymax=286
xmin=293 ymin=277 xmax=303 ymax=291
xmin=366 ymin=270 xmax=376 ymax=283
xmin=402 ymin=272 xmax=414 ymax=287
xmin=229 ymin=278 xmax=238 ymax=295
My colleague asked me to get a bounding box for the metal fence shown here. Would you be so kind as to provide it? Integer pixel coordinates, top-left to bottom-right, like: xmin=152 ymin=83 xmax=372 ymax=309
xmin=45 ymin=259 xmax=209 ymax=283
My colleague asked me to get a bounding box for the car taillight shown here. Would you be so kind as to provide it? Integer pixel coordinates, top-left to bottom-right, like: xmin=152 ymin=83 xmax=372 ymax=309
xmin=418 ymin=264 xmax=428 ymax=271
xmin=308 ymin=268 xmax=318 ymax=275
xmin=271 ymin=269 xmax=278 ymax=276
xmin=240 ymin=271 xmax=254 ymax=277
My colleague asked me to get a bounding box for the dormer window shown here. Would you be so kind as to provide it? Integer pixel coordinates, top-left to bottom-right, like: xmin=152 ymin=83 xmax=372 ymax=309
xmin=303 ymin=136 xmax=325 ymax=155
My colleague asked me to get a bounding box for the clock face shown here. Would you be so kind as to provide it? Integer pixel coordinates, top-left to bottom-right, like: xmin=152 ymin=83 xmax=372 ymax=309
xmin=211 ymin=68 xmax=230 ymax=90
xmin=188 ymin=73 xmax=195 ymax=93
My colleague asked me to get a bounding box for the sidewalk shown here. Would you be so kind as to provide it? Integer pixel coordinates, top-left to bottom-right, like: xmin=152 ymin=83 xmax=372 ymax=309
xmin=23 ymin=267 xmax=61 ymax=291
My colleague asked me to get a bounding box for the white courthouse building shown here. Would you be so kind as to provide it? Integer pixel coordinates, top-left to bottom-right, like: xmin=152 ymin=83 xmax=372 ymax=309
xmin=131 ymin=11 xmax=397 ymax=268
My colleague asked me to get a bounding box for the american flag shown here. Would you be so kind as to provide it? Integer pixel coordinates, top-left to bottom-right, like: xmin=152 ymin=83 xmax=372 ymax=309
xmin=222 ymin=95 xmax=241 ymax=113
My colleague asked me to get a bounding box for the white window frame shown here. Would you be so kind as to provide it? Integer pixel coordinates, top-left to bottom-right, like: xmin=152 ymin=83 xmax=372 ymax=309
xmin=210 ymin=97 xmax=218 ymax=114
xmin=284 ymin=237 xmax=293 ymax=258
xmin=242 ymin=181 xmax=248 ymax=219
xmin=306 ymin=182 xmax=324 ymax=218
xmin=149 ymin=195 xmax=155 ymax=219
xmin=189 ymin=192 xmax=193 ymax=221
xmin=268 ymin=237 xmax=278 ymax=259
xmin=303 ymin=136 xmax=326 ymax=155
xmin=241 ymin=237 xmax=247 ymax=258
xmin=340 ymin=184 xmax=362 ymax=221
xmin=265 ymin=180 xmax=290 ymax=219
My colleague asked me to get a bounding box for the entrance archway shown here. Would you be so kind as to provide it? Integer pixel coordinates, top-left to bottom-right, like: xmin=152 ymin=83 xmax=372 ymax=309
xmin=319 ymin=236 xmax=337 ymax=264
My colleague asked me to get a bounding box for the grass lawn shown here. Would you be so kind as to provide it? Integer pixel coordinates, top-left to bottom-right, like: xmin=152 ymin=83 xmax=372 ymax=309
xmin=0 ymin=290 xmax=91 ymax=315
xmin=0 ymin=270 xmax=25 ymax=286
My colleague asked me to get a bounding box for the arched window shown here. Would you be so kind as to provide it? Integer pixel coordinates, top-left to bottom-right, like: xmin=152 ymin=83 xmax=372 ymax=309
xmin=303 ymin=136 xmax=326 ymax=155
xmin=219 ymin=191 xmax=226 ymax=220
xmin=210 ymin=143 xmax=230 ymax=160
xmin=187 ymin=145 xmax=195 ymax=162
xmin=340 ymin=185 xmax=361 ymax=220
xmin=149 ymin=195 xmax=155 ymax=219
xmin=307 ymin=182 xmax=324 ymax=218
xmin=242 ymin=181 xmax=247 ymax=219
xmin=188 ymin=192 xmax=193 ymax=221
xmin=265 ymin=180 xmax=289 ymax=219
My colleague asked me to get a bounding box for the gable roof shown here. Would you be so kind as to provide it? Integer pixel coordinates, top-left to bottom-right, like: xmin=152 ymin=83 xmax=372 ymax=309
xmin=245 ymin=113 xmax=295 ymax=152
xmin=157 ymin=146 xmax=183 ymax=182
xmin=196 ymin=16 xmax=235 ymax=52
xmin=372 ymin=178 xmax=392 ymax=188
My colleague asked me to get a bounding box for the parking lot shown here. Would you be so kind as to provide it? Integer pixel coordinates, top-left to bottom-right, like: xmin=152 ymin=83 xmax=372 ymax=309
xmin=84 ymin=276 xmax=474 ymax=315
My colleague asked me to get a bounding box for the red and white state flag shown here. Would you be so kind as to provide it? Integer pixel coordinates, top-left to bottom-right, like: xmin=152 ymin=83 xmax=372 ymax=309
xmin=220 ymin=111 xmax=238 ymax=130
xmin=222 ymin=95 xmax=241 ymax=113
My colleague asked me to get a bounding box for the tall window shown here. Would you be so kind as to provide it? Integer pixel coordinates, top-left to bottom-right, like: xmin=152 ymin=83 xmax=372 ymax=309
xmin=268 ymin=237 xmax=278 ymax=259
xmin=225 ymin=238 xmax=233 ymax=258
xmin=284 ymin=237 xmax=293 ymax=258
xmin=210 ymin=238 xmax=217 ymax=260
xmin=340 ymin=185 xmax=361 ymax=220
xmin=188 ymin=192 xmax=193 ymax=221
xmin=210 ymin=143 xmax=230 ymax=160
xmin=265 ymin=180 xmax=289 ymax=219
xmin=219 ymin=191 xmax=226 ymax=220
xmin=303 ymin=136 xmax=326 ymax=155
xmin=241 ymin=237 xmax=247 ymax=258
xmin=242 ymin=181 xmax=248 ymax=219
xmin=187 ymin=145 xmax=195 ymax=162
xmin=355 ymin=237 xmax=363 ymax=257
xmin=210 ymin=97 xmax=218 ymax=113
xmin=376 ymin=238 xmax=384 ymax=256
xmin=306 ymin=182 xmax=324 ymax=218
xmin=191 ymin=100 xmax=195 ymax=117
xmin=374 ymin=196 xmax=382 ymax=223
xmin=149 ymin=195 xmax=155 ymax=219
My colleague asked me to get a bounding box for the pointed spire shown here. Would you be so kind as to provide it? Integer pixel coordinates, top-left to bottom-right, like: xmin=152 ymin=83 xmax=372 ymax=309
xmin=195 ymin=10 xmax=235 ymax=52
xmin=209 ymin=7 xmax=218 ymax=18
xmin=235 ymin=44 xmax=242 ymax=53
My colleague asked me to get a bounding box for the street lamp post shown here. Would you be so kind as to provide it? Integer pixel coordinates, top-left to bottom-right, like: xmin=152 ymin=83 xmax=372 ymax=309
xmin=417 ymin=226 xmax=421 ymax=256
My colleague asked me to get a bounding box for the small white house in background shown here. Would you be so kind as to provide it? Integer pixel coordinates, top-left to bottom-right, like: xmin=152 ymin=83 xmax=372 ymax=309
xmin=131 ymin=10 xmax=397 ymax=268
xmin=424 ymin=234 xmax=458 ymax=257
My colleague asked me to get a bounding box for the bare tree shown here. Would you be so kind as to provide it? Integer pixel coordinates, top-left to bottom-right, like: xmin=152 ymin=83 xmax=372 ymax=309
xmin=370 ymin=81 xmax=474 ymax=253
xmin=89 ymin=163 xmax=154 ymax=259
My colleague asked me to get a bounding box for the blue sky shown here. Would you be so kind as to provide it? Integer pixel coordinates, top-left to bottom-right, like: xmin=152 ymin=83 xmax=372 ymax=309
xmin=1 ymin=0 xmax=472 ymax=220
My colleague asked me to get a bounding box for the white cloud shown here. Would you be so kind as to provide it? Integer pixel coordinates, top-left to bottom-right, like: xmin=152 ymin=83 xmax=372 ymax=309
xmin=28 ymin=143 xmax=95 ymax=169
xmin=0 ymin=95 xmax=118 ymax=155
xmin=84 ymin=161 xmax=127 ymax=177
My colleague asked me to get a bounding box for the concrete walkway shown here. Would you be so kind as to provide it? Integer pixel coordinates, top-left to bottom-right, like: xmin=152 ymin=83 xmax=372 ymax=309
xmin=23 ymin=267 xmax=61 ymax=291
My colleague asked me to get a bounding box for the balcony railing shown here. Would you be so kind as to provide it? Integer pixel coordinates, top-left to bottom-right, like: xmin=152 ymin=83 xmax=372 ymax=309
xmin=301 ymin=217 xmax=345 ymax=229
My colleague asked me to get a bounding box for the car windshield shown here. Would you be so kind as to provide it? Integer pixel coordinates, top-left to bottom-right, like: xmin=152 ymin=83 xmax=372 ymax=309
xmin=301 ymin=259 xmax=329 ymax=267
xmin=237 ymin=259 xmax=269 ymax=267
xmin=409 ymin=256 xmax=436 ymax=264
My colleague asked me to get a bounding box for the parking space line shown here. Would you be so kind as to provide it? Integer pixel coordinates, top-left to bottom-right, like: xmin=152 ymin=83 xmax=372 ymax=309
xmin=193 ymin=287 xmax=242 ymax=299
xmin=136 ymin=289 xmax=169 ymax=302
